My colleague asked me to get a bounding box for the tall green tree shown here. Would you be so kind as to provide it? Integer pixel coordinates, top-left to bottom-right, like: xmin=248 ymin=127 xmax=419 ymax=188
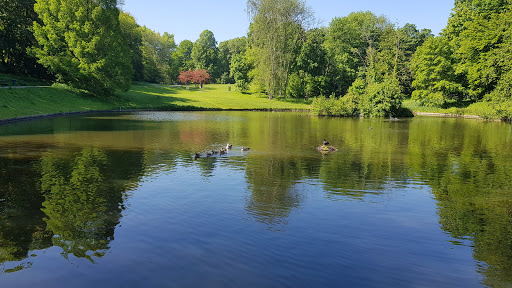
xmin=0 ymin=0 xmax=49 ymax=77
xmin=324 ymin=11 xmax=392 ymax=96
xmin=411 ymin=36 xmax=467 ymax=106
xmin=218 ymin=37 xmax=248 ymax=84
xmin=191 ymin=30 xmax=219 ymax=79
xmin=32 ymin=0 xmax=133 ymax=95
xmin=119 ymin=11 xmax=144 ymax=81
xmin=230 ymin=53 xmax=252 ymax=92
xmin=375 ymin=23 xmax=432 ymax=96
xmin=455 ymin=3 xmax=512 ymax=98
xmin=175 ymin=40 xmax=194 ymax=71
xmin=247 ymin=0 xmax=313 ymax=99
xmin=288 ymin=28 xmax=330 ymax=98
xmin=140 ymin=27 xmax=177 ymax=84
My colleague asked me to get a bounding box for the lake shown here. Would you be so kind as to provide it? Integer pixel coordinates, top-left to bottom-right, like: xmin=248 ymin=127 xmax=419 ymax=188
xmin=0 ymin=111 xmax=511 ymax=287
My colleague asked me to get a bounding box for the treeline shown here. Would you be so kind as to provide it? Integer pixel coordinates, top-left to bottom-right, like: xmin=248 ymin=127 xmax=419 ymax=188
xmin=309 ymin=0 xmax=512 ymax=118
xmin=1 ymin=0 xmax=511 ymax=118
xmin=412 ymin=0 xmax=512 ymax=118
xmin=0 ymin=0 xmax=239 ymax=95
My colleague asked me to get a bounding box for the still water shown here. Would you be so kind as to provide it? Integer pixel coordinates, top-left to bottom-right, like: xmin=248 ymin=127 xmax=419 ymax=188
xmin=0 ymin=111 xmax=512 ymax=287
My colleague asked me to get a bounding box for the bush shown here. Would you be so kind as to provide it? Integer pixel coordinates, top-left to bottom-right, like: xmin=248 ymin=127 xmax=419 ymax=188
xmin=311 ymin=93 xmax=360 ymax=117
xmin=360 ymin=77 xmax=404 ymax=117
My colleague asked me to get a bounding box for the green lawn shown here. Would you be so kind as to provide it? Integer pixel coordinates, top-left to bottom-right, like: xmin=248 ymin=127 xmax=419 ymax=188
xmin=117 ymin=84 xmax=311 ymax=110
xmin=403 ymin=99 xmax=500 ymax=119
xmin=0 ymin=83 xmax=311 ymax=120
xmin=2 ymin=80 xmax=505 ymax=121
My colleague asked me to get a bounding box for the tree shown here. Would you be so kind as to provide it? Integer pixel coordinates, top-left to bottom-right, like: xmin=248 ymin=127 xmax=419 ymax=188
xmin=324 ymin=11 xmax=392 ymax=96
xmin=139 ymin=27 xmax=177 ymax=84
xmin=191 ymin=30 xmax=219 ymax=79
xmin=178 ymin=70 xmax=194 ymax=88
xmin=218 ymin=37 xmax=248 ymax=84
xmin=175 ymin=40 xmax=195 ymax=71
xmin=119 ymin=12 xmax=144 ymax=81
xmin=0 ymin=0 xmax=49 ymax=77
xmin=32 ymin=0 xmax=133 ymax=95
xmin=192 ymin=69 xmax=211 ymax=88
xmin=247 ymin=0 xmax=313 ymax=99
xmin=411 ymin=36 xmax=467 ymax=106
xmin=288 ymin=28 xmax=330 ymax=98
xmin=230 ymin=53 xmax=252 ymax=92
xmin=455 ymin=4 xmax=512 ymax=98
xmin=178 ymin=69 xmax=211 ymax=88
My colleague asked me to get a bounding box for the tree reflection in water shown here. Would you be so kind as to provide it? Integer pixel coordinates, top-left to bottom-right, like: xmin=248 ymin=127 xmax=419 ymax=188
xmin=40 ymin=148 xmax=122 ymax=262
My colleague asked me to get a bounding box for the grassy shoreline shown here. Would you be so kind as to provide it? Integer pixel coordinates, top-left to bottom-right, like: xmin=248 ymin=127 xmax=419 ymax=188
xmin=0 ymin=82 xmax=508 ymax=123
xmin=0 ymin=83 xmax=311 ymax=122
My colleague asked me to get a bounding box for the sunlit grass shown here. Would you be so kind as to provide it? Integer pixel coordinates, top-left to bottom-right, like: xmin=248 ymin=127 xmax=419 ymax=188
xmin=0 ymin=86 xmax=113 ymax=120
xmin=403 ymin=99 xmax=501 ymax=119
xmin=116 ymin=84 xmax=312 ymax=110
xmin=0 ymin=83 xmax=311 ymax=120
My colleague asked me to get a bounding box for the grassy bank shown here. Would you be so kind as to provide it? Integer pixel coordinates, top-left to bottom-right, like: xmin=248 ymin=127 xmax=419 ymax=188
xmin=1 ymin=79 xmax=507 ymax=121
xmin=0 ymin=83 xmax=311 ymax=121
xmin=403 ymin=99 xmax=508 ymax=120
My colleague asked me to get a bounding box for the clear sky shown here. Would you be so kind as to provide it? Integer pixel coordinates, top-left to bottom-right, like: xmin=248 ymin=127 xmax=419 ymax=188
xmin=122 ymin=0 xmax=454 ymax=44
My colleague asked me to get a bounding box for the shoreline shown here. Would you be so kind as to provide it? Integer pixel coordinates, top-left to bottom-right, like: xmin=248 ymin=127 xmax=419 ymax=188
xmin=412 ymin=112 xmax=485 ymax=120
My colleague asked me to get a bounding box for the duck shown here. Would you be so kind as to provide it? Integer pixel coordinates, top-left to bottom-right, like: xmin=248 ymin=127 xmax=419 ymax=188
xmin=226 ymin=144 xmax=233 ymax=150
xmin=219 ymin=148 xmax=227 ymax=155
xmin=241 ymin=147 xmax=250 ymax=152
xmin=194 ymin=153 xmax=201 ymax=159
xmin=323 ymin=139 xmax=329 ymax=146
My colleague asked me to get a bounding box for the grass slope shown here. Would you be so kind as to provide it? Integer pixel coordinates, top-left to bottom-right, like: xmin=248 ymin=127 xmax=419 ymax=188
xmin=403 ymin=99 xmax=499 ymax=119
xmin=0 ymin=83 xmax=311 ymax=120
xmin=118 ymin=84 xmax=311 ymax=110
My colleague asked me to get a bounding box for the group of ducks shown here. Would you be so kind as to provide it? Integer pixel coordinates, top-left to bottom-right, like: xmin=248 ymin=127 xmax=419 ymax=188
xmin=194 ymin=144 xmax=250 ymax=159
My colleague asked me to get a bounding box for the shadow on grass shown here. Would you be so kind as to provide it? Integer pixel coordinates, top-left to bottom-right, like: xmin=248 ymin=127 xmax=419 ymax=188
xmin=274 ymin=97 xmax=313 ymax=105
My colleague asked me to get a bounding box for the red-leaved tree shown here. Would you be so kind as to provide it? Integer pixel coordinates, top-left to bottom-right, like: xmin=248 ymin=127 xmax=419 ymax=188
xmin=178 ymin=70 xmax=194 ymax=89
xmin=178 ymin=69 xmax=211 ymax=89
xmin=191 ymin=69 xmax=211 ymax=89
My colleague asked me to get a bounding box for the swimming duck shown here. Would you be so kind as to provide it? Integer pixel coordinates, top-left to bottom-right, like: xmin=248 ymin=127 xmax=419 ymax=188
xmin=241 ymin=147 xmax=250 ymax=152
xmin=226 ymin=144 xmax=233 ymax=149
xmin=194 ymin=153 xmax=201 ymax=159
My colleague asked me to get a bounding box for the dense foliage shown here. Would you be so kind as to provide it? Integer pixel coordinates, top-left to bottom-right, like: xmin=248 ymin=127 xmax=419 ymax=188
xmin=32 ymin=0 xmax=133 ymax=95
xmin=411 ymin=0 xmax=512 ymax=118
xmin=1 ymin=0 xmax=511 ymax=118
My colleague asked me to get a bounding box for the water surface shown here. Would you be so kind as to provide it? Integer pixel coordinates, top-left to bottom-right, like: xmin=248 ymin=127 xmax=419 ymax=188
xmin=1 ymin=111 xmax=512 ymax=287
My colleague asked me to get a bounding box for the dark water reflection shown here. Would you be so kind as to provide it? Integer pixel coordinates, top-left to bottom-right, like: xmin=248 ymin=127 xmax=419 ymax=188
xmin=0 ymin=112 xmax=512 ymax=287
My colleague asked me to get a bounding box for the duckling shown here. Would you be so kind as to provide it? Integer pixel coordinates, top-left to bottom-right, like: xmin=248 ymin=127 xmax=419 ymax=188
xmin=206 ymin=151 xmax=213 ymax=157
xmin=226 ymin=144 xmax=233 ymax=150
xmin=194 ymin=153 xmax=201 ymax=159
xmin=211 ymin=150 xmax=219 ymax=155
xmin=323 ymin=139 xmax=329 ymax=146
xmin=219 ymin=149 xmax=227 ymax=155
xmin=241 ymin=147 xmax=250 ymax=152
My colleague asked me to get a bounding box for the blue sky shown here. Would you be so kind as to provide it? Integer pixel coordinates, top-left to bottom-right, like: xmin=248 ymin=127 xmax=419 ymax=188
xmin=122 ymin=0 xmax=454 ymax=44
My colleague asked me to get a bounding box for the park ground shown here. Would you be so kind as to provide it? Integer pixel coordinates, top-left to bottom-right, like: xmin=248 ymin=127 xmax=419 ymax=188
xmin=0 ymin=74 xmax=500 ymax=121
